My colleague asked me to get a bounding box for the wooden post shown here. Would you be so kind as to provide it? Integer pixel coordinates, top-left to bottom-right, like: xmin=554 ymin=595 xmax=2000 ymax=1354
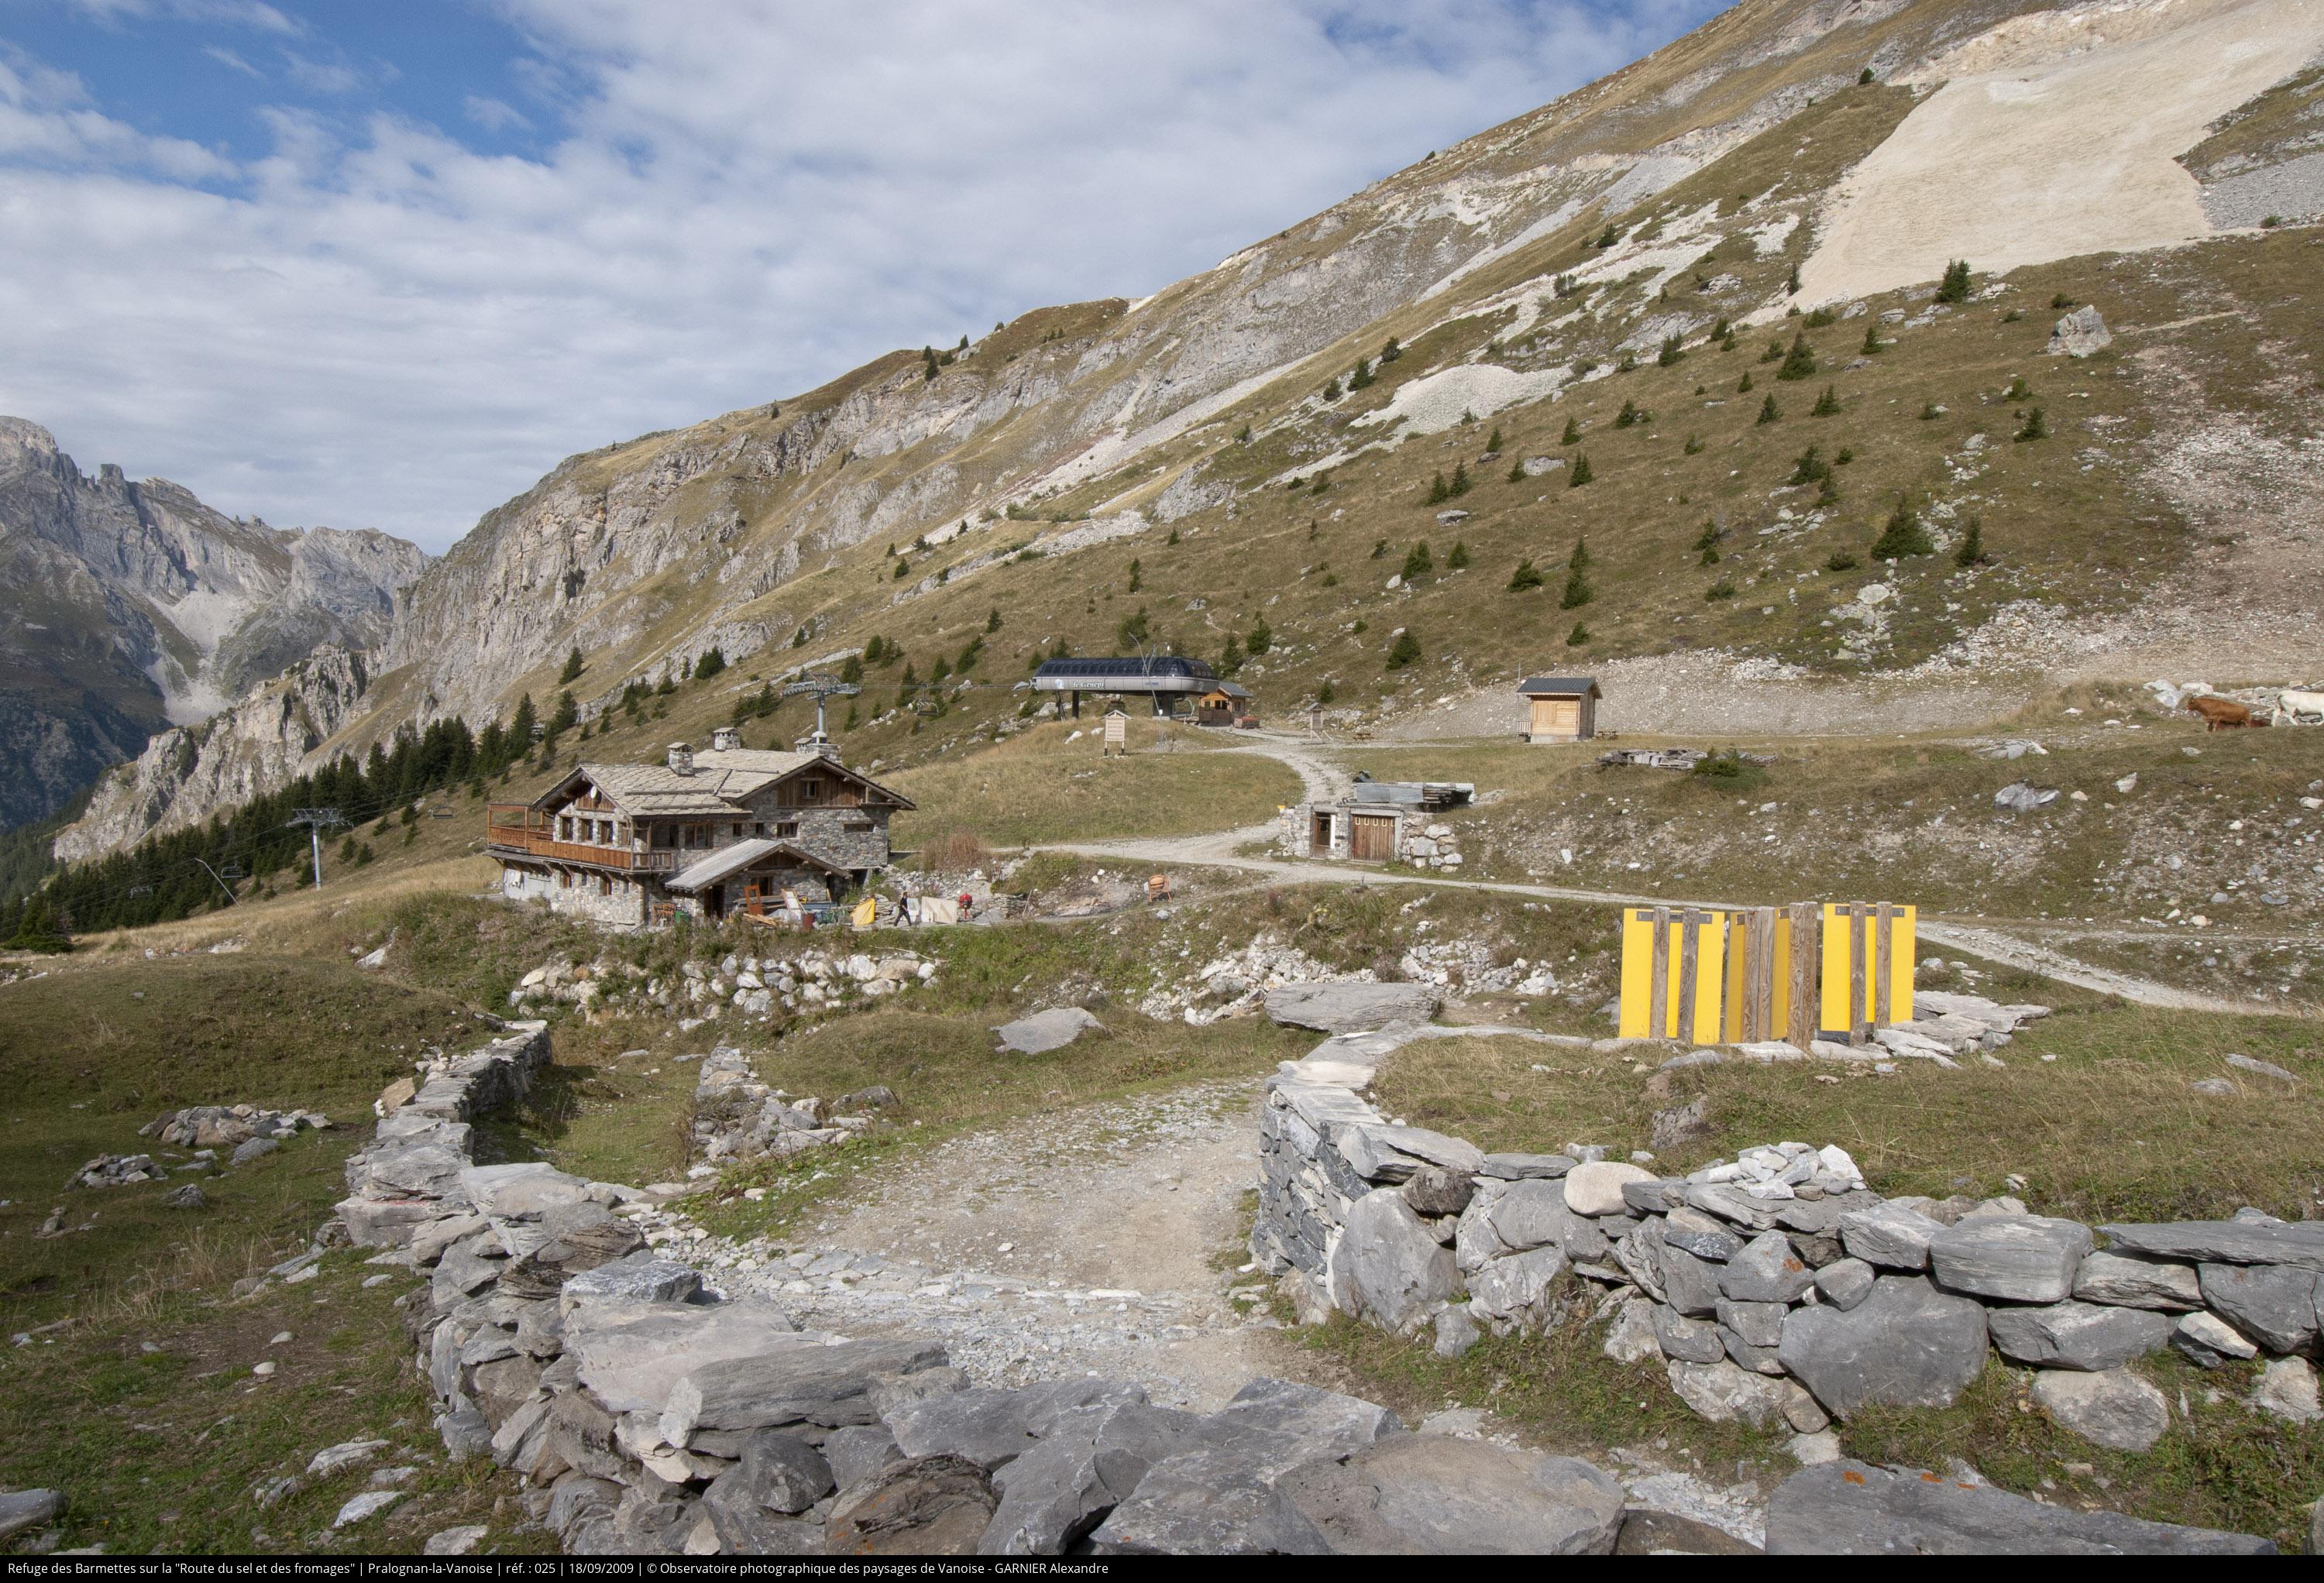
xmin=1786 ymin=901 xmax=1818 ymax=1049
xmin=1676 ymin=909 xmax=1702 ymax=1042
xmin=1873 ymin=901 xmax=1894 ymax=1029
xmin=1646 ymin=907 xmax=1671 ymax=1039
xmin=1741 ymin=907 xmax=1776 ymax=1041
xmin=1848 ymin=902 xmax=1870 ymax=1045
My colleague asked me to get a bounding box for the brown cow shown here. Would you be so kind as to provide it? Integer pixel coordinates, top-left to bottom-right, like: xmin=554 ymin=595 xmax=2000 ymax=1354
xmin=2185 ymin=695 xmax=2267 ymax=732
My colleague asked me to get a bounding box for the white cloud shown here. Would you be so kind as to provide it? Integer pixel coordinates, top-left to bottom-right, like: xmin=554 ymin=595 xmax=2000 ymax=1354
xmin=201 ymin=45 xmax=262 ymax=77
xmin=0 ymin=1 xmax=1722 ymax=551
xmin=462 ymin=94 xmax=531 ymax=134
xmin=70 ymin=0 xmax=304 ymax=35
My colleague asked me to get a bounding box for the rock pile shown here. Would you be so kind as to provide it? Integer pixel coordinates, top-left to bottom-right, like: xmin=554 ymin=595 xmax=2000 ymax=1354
xmin=693 ymin=1048 xmax=882 ymax=1166
xmin=1254 ymin=1027 xmax=2324 ymax=1456
xmin=1666 ymin=991 xmax=2051 ymax=1073
xmin=64 ymin=1153 xmax=171 ymax=1190
xmin=141 ymin=1104 xmax=331 ymax=1149
xmin=1136 ymin=938 xmax=1349 ymax=1026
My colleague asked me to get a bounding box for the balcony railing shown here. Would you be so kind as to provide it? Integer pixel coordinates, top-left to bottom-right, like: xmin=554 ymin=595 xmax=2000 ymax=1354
xmin=485 ymin=805 xmax=676 ymax=872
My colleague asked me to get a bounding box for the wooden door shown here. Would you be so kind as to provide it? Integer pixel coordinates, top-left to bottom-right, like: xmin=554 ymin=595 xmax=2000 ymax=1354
xmin=1309 ymin=811 xmax=1335 ymax=855
xmin=1349 ymin=814 xmax=1396 ymax=861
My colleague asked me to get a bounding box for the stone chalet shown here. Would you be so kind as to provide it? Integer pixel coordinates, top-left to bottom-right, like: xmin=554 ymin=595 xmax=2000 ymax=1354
xmin=486 ymin=726 xmax=913 ymax=928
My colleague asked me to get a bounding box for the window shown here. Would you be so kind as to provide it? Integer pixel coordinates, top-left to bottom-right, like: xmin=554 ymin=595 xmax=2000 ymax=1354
xmin=843 ymin=820 xmax=872 ymax=833
xmin=776 ymin=820 xmax=798 ymax=840
xmin=559 ymin=870 xmax=572 ymax=889
xmin=599 ymin=874 xmax=612 ymax=895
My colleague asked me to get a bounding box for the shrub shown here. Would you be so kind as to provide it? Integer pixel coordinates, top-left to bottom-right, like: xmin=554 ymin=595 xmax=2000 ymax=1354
xmin=1776 ymin=333 xmax=1817 ymax=381
xmin=1615 ymin=398 xmax=1643 ymax=428
xmin=1788 ymin=445 xmax=1831 ymax=486
xmin=1657 ymin=334 xmax=1685 ymax=366
xmin=1349 ymin=359 xmax=1375 ymax=390
xmin=1738 ymin=370 xmax=1755 ymax=394
xmin=1446 ymin=541 xmax=1470 ymax=571
xmin=1508 ymin=559 xmax=1545 ymax=592
xmin=1694 ymin=520 xmax=1724 ymax=565
xmin=1704 ymin=579 xmax=1736 ymax=600
xmin=1380 ymin=337 xmax=1401 ymax=362
xmin=1812 ymin=384 xmax=1841 ymax=416
xmin=1401 ymin=541 xmax=1434 ymax=581
xmin=1322 ymin=377 xmax=1342 ymax=402
xmin=1825 ymin=550 xmax=1859 ymax=572
xmin=1936 ymin=259 xmax=1972 ymax=303
xmin=1858 ymin=66 xmax=1875 ymax=84
xmin=1565 ymin=621 xmax=1590 ymax=646
xmin=2004 ymin=375 xmax=2031 ymax=400
xmin=1804 ymin=307 xmax=1837 ymax=328
xmin=1508 ymin=461 xmax=1526 ymax=483
xmin=1247 ymin=617 xmax=1272 ymax=654
xmin=1861 ymin=322 xmax=1883 ymax=355
xmin=1385 ymin=629 xmax=1422 ymax=669
xmin=1683 ymin=433 xmax=1704 ymax=455
xmin=1871 ymin=501 xmax=1935 ymax=558
xmin=2015 ymin=407 xmax=2049 ymax=441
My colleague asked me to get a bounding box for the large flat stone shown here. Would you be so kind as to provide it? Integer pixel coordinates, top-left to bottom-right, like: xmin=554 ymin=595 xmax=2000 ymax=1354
xmin=2097 ymin=1219 xmax=2324 ymax=1274
xmin=1275 ymin=1434 xmax=1624 ymax=1554
xmin=1466 ymin=1246 xmax=1569 ymax=1329
xmin=1720 ymin=1231 xmax=1813 ymax=1304
xmin=565 ymin=1300 xmax=808 ymax=1414
xmin=1764 ymin=1460 xmax=2272 ymax=1554
xmin=662 ymin=1335 xmax=953 ymax=1440
xmin=2071 ymin=1250 xmax=2203 ymax=1311
xmin=1265 ymin=980 xmax=1441 ymax=1035
xmin=1986 ymin=1300 xmax=2171 ymax=1372
xmin=979 ymin=1398 xmax=1200 ymax=1556
xmin=826 ymin=1454 xmax=996 ymax=1555
xmin=1564 ymin=1162 xmax=1655 ymax=1217
xmin=889 ymin=1379 xmax=1147 ymax=1472
xmin=1840 ymin=1200 xmax=1944 ymax=1271
xmin=992 ymin=1007 xmax=1103 ymax=1055
xmin=1927 ymin=1215 xmax=2092 ymax=1303
xmin=1776 ymin=1276 xmax=1988 ymax=1418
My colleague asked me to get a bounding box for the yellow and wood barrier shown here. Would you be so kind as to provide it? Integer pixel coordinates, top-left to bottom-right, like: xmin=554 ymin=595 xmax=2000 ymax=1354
xmin=1622 ymin=899 xmax=1912 ymax=1046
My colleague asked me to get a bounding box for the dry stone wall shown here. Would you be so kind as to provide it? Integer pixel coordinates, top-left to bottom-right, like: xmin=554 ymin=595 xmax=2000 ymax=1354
xmin=1253 ymin=1024 xmax=2324 ymax=1451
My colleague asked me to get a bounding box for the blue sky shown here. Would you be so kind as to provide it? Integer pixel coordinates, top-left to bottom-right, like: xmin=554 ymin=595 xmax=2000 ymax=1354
xmin=0 ymin=1 xmax=1726 ymax=551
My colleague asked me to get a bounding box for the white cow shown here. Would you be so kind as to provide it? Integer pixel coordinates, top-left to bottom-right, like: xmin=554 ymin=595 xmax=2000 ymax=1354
xmin=2271 ymin=688 xmax=2324 ymax=726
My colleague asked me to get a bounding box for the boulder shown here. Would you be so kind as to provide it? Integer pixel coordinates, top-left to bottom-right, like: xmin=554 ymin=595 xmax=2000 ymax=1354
xmin=1776 ymin=1276 xmax=1988 ymax=1417
xmin=2046 ymin=304 xmax=2112 ymax=358
xmin=978 ymin=1399 xmax=1199 ymax=1555
xmin=825 ymin=1454 xmax=996 ymax=1555
xmin=1764 ymin=1459 xmax=2271 ymax=1554
xmin=1274 ymin=1434 xmax=1625 ymax=1554
xmin=823 ymin=1426 xmax=906 ymax=1490
xmin=1432 ymin=1304 xmax=1480 ymax=1359
xmin=889 ymin=1379 xmax=1147 ymax=1472
xmin=1666 ymin=1359 xmax=1794 ymax=1427
xmin=1403 ymin=1166 xmax=1473 ymax=1217
xmin=1329 ymin=1189 xmax=1456 ymax=1331
xmin=564 ymin=1300 xmax=806 ymax=1414
xmin=1720 ymin=1231 xmax=1814 ymax=1304
xmin=1479 ymin=1152 xmax=1575 ymax=1180
xmin=1264 ymin=980 xmax=1440 ymax=1034
xmin=702 ymin=1430 xmax=834 ymax=1522
xmin=2197 ymin=1262 xmax=2322 ymax=1355
xmin=0 ymin=1489 xmax=64 ymax=1542
xmin=1813 ymin=1258 xmax=1875 ymax=1311
xmin=2071 ymin=1250 xmax=2202 ymax=1310
xmin=1926 ymin=1215 xmax=2091 ymax=1303
xmin=1652 ymin=1306 xmax=1726 ymax=1365
xmin=992 ymin=1008 xmax=1102 ymax=1055
xmin=2249 ymin=1357 xmax=2322 ymax=1425
xmin=1659 ymin=1242 xmax=1726 ymax=1319
xmin=559 ymin=1255 xmax=703 ymax=1315
xmin=1564 ymin=1162 xmax=1655 ymax=1217
xmin=1985 ymin=1300 xmax=2170 ymax=1371
xmin=2172 ymin=1310 xmax=2260 ymax=1368
xmin=1602 ymin=1296 xmax=1661 ymax=1363
xmin=1466 ymin=1247 xmax=1569 ymax=1329
xmin=2032 ymin=1368 xmax=2171 ymax=1451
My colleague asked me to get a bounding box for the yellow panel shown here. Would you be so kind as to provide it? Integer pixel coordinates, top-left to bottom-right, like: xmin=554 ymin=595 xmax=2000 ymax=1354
xmin=1620 ymin=907 xmax=1725 ymax=1040
xmin=1819 ymin=903 xmax=1917 ymax=1032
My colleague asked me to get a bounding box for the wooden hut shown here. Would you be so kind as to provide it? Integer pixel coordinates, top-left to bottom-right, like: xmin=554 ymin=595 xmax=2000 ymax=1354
xmin=1517 ymin=675 xmax=1600 ymax=742
xmin=1195 ymin=682 xmax=1255 ymax=726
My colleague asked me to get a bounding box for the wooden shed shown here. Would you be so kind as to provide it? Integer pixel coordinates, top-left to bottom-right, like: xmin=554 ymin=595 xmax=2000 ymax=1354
xmin=1195 ymin=682 xmax=1255 ymax=726
xmin=1518 ymin=675 xmax=1601 ymax=742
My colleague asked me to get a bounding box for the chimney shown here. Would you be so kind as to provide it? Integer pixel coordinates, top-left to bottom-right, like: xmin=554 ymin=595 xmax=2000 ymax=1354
xmin=666 ymin=742 xmax=694 ymax=775
xmin=710 ymin=726 xmax=739 ymax=752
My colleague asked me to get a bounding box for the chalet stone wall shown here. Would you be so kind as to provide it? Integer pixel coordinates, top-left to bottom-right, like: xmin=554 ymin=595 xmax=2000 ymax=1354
xmin=1278 ymin=804 xmax=1464 ymax=870
xmin=501 ymin=865 xmax=651 ymax=929
xmin=1254 ymin=1029 xmax=2323 ymax=1447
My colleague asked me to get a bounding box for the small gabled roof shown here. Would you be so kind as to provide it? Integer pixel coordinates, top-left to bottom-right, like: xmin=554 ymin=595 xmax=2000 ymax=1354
xmin=664 ymin=838 xmax=851 ymax=894
xmin=1201 ymin=682 xmax=1253 ymax=700
xmin=1516 ymin=675 xmax=1601 ymax=698
xmin=533 ymin=747 xmax=914 ymax=816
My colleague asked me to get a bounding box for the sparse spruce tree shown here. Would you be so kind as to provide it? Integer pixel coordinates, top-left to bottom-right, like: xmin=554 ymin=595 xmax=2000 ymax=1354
xmin=1508 ymin=559 xmax=1545 ymax=592
xmin=1683 ymin=432 xmax=1705 ymax=455
xmin=2015 ymin=407 xmax=2048 ymax=441
xmin=1449 ymin=462 xmax=1470 ymax=496
xmin=1401 ymin=541 xmax=1435 ymax=581
xmin=1758 ymin=393 xmax=1781 ymax=425
xmin=1861 ymin=322 xmax=1883 ymax=355
xmin=1385 ymin=629 xmax=1422 ymax=669
xmin=1447 ymin=541 xmax=1470 ymax=571
xmin=1871 ymin=500 xmax=1936 ymax=558
xmin=1566 ymin=621 xmax=1591 ymax=647
xmin=1786 ymin=262 xmax=1801 ymax=294
xmin=1812 ymin=384 xmax=1841 ymax=416
xmin=1127 ymin=558 xmax=1142 ymax=593
xmin=1738 ymin=371 xmax=1755 ymax=394
xmin=1247 ymin=617 xmax=1272 ymax=654
xmin=1508 ymin=460 xmax=1526 ymax=483
xmin=1380 ymin=336 xmax=1402 ymax=362
xmin=986 ymin=607 xmax=1003 ymax=633
xmin=1349 ymin=359 xmax=1375 ymax=390
xmin=1559 ymin=541 xmax=1596 ymax=609
xmin=1936 ymin=259 xmax=1972 ymax=304
xmin=1322 ymin=376 xmax=1342 ymax=402
xmin=1485 ymin=426 xmax=1504 ymax=453
xmin=1568 ymin=453 xmax=1594 ymax=487
xmin=1427 ymin=472 xmax=1449 ymax=505
xmin=1561 ymin=416 xmax=1582 ymax=445
xmin=1954 ymin=516 xmax=1989 ymax=567
xmin=1789 ymin=445 xmax=1832 ymax=486
xmin=1776 ymin=333 xmax=1817 ymax=381
xmin=1658 ymin=333 xmax=1685 ymax=366
xmin=559 ymin=646 xmax=584 ymax=684
xmin=1694 ymin=520 xmax=1724 ymax=565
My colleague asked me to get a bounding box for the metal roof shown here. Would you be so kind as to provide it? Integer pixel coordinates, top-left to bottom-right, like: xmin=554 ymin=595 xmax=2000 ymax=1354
xmin=1032 ymin=656 xmax=1219 ymax=692
xmin=1515 ymin=675 xmax=1601 ymax=697
xmin=664 ymin=839 xmax=849 ymax=893
xmin=538 ymin=747 xmax=914 ymax=816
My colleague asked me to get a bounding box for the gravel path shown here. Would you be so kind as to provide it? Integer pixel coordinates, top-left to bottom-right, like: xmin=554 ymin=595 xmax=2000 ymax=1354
xmin=692 ymin=1080 xmax=1296 ymax=1411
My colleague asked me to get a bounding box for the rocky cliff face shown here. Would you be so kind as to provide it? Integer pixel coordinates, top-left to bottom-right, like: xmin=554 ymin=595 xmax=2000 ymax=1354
xmin=0 ymin=417 xmax=425 ymax=833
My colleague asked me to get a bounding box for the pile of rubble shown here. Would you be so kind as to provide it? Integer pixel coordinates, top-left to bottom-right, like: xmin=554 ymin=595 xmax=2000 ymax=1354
xmin=1257 ymin=1026 xmax=2324 ymax=1468
xmin=141 ymin=1104 xmax=331 ymax=1150
xmin=1135 ymin=938 xmax=1351 ymax=1026
xmin=692 ymin=1049 xmax=891 ymax=1166
xmin=64 ymin=1153 xmax=172 ymax=1190
xmin=1670 ymin=991 xmax=2051 ymax=1073
xmin=511 ymin=949 xmax=938 ymax=1027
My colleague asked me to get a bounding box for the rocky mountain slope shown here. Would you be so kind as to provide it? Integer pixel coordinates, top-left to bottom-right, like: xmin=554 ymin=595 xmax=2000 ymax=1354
xmin=54 ymin=0 xmax=2324 ymax=860
xmin=0 ymin=418 xmax=426 ymax=833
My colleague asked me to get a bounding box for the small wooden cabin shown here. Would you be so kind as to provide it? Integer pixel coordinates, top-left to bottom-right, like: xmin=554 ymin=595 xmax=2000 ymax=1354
xmin=1195 ymin=682 xmax=1255 ymax=726
xmin=1518 ymin=675 xmax=1601 ymax=742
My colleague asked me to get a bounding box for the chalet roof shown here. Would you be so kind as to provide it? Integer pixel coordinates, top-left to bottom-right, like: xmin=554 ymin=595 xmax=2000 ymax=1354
xmin=538 ymin=746 xmax=914 ymax=817
xmin=1201 ymin=682 xmax=1254 ymax=700
xmin=1516 ymin=675 xmax=1601 ymax=698
xmin=664 ymin=838 xmax=851 ymax=893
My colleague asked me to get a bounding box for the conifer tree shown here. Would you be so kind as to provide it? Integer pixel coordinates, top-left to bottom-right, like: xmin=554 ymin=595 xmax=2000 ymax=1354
xmin=2015 ymin=407 xmax=2048 ymax=441
xmin=1447 ymin=541 xmax=1470 ymax=571
xmin=1757 ymin=393 xmax=1781 ymax=425
xmin=1568 ymin=453 xmax=1594 ymax=487
xmin=1812 ymin=384 xmax=1841 ymax=416
xmin=559 ymin=646 xmax=585 ymax=684
xmin=1561 ymin=416 xmax=1581 ymax=445
xmin=1401 ymin=541 xmax=1434 ymax=581
xmin=1380 ymin=336 xmax=1401 ymax=362
xmin=1427 ymin=472 xmax=1449 ymax=504
xmin=1954 ymin=516 xmax=1989 ymax=567
xmin=1776 ymin=332 xmax=1817 ymax=381
xmin=1449 ymin=462 xmax=1470 ymax=496
xmin=1508 ymin=559 xmax=1545 ymax=592
xmin=1566 ymin=621 xmax=1590 ymax=647
xmin=1936 ymin=259 xmax=1972 ymax=303
xmin=1508 ymin=460 xmax=1526 ymax=483
xmin=1871 ymin=500 xmax=1935 ymax=558
xmin=1861 ymin=322 xmax=1883 ymax=355
xmin=1386 ymin=629 xmax=1422 ymax=669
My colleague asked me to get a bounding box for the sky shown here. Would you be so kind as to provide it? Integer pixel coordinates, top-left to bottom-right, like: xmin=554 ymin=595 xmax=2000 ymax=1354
xmin=0 ymin=0 xmax=1727 ymax=553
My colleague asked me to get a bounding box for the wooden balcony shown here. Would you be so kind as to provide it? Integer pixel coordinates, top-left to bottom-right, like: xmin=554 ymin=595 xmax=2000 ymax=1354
xmin=486 ymin=805 xmax=676 ymax=872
